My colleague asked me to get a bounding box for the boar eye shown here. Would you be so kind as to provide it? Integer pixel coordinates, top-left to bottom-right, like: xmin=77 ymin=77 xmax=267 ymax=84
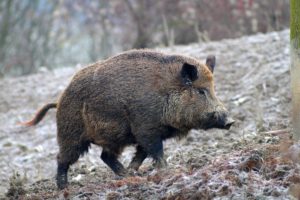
xmin=198 ymin=89 xmax=206 ymax=95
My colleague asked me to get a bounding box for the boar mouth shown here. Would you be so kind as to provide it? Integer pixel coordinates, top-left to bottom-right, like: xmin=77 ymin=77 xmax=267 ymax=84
xmin=223 ymin=118 xmax=235 ymax=130
xmin=202 ymin=116 xmax=235 ymax=130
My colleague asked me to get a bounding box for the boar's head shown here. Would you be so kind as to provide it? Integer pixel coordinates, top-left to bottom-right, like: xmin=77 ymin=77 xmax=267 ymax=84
xmin=163 ymin=55 xmax=234 ymax=131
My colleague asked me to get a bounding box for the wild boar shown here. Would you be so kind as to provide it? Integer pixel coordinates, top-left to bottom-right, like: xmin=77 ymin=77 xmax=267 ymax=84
xmin=22 ymin=49 xmax=234 ymax=189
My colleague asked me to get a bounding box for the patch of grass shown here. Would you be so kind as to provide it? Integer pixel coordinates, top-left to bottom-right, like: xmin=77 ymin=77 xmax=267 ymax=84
xmin=6 ymin=172 xmax=27 ymax=199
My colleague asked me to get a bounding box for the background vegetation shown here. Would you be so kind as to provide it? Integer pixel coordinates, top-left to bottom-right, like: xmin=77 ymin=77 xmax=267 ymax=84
xmin=0 ymin=0 xmax=289 ymax=76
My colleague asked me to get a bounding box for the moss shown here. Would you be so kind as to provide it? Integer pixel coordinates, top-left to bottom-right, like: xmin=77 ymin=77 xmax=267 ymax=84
xmin=290 ymin=0 xmax=300 ymax=49
xmin=290 ymin=0 xmax=300 ymax=141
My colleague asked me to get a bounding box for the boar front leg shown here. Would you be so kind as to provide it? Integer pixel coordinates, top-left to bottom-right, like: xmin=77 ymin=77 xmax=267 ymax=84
xmin=135 ymin=129 xmax=167 ymax=168
xmin=128 ymin=145 xmax=147 ymax=170
xmin=100 ymin=150 xmax=127 ymax=176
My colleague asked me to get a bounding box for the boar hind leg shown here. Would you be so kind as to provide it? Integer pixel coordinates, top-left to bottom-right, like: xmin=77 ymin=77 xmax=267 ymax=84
xmin=56 ymin=161 xmax=69 ymax=190
xmin=128 ymin=145 xmax=147 ymax=170
xmin=56 ymin=135 xmax=90 ymax=189
xmin=100 ymin=150 xmax=127 ymax=176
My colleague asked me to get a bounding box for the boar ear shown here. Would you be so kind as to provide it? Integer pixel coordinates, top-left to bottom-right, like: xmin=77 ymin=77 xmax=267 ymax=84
xmin=181 ymin=63 xmax=198 ymax=85
xmin=206 ymin=55 xmax=216 ymax=73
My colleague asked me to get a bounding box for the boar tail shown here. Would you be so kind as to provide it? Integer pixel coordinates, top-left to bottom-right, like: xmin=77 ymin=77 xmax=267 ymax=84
xmin=20 ymin=103 xmax=57 ymax=126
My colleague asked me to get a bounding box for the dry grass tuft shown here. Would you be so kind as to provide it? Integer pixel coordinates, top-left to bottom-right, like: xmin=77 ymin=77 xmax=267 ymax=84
xmin=6 ymin=172 xmax=26 ymax=199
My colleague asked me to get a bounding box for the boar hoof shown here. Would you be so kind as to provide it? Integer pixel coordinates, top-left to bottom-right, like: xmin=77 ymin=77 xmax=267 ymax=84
xmin=128 ymin=161 xmax=141 ymax=171
xmin=114 ymin=173 xmax=128 ymax=180
xmin=114 ymin=168 xmax=129 ymax=178
xmin=127 ymin=168 xmax=141 ymax=176
xmin=56 ymin=177 xmax=68 ymax=190
xmin=154 ymin=158 xmax=168 ymax=169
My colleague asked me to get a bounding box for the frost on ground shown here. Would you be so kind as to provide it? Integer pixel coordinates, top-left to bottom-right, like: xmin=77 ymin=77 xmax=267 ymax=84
xmin=1 ymin=29 xmax=299 ymax=199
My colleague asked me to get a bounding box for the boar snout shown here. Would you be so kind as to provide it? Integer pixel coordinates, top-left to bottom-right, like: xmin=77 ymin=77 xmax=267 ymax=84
xmin=223 ymin=117 xmax=235 ymax=130
xmin=203 ymin=111 xmax=234 ymax=130
xmin=212 ymin=102 xmax=235 ymax=130
xmin=214 ymin=112 xmax=235 ymax=130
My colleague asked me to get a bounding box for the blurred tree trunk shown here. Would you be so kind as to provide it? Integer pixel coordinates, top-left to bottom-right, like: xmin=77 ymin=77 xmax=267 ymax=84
xmin=88 ymin=0 xmax=112 ymax=60
xmin=0 ymin=0 xmax=13 ymax=75
xmin=290 ymin=0 xmax=300 ymax=140
xmin=124 ymin=0 xmax=150 ymax=48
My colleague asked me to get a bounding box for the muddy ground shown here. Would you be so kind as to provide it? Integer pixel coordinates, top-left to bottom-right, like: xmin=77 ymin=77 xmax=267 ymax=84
xmin=1 ymin=29 xmax=299 ymax=199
